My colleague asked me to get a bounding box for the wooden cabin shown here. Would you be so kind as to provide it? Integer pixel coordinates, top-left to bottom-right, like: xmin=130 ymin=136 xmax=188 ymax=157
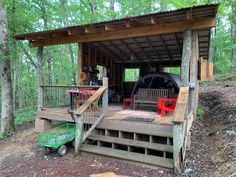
xmin=15 ymin=4 xmax=218 ymax=173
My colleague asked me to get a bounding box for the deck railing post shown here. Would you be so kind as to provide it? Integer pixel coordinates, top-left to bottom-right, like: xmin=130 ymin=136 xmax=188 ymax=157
xmin=75 ymin=114 xmax=84 ymax=155
xmin=102 ymin=77 xmax=108 ymax=115
xmin=173 ymin=29 xmax=192 ymax=174
xmin=173 ymin=122 xmax=184 ymax=173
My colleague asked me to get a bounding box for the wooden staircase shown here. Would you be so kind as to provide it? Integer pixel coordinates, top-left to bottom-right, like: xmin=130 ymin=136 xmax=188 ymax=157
xmin=80 ymin=121 xmax=174 ymax=169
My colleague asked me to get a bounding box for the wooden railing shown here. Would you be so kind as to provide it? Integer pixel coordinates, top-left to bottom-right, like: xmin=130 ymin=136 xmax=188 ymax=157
xmin=172 ymin=87 xmax=194 ymax=173
xmin=73 ymin=77 xmax=108 ymax=155
xmin=39 ymin=85 xmax=100 ymax=109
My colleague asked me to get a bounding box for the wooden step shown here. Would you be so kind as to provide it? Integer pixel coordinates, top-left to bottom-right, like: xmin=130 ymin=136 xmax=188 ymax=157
xmin=96 ymin=119 xmax=173 ymax=137
xmin=80 ymin=144 xmax=173 ymax=169
xmin=88 ymin=134 xmax=173 ymax=152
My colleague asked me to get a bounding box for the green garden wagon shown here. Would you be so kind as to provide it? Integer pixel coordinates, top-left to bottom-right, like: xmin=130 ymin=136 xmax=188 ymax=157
xmin=38 ymin=123 xmax=77 ymax=156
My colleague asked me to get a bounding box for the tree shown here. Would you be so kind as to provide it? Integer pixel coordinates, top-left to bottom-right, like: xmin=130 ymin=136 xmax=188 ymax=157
xmin=231 ymin=3 xmax=236 ymax=69
xmin=0 ymin=0 xmax=15 ymax=134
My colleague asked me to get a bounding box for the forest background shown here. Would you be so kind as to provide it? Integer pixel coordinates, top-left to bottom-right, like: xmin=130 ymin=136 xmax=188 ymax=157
xmin=0 ymin=0 xmax=235 ymax=135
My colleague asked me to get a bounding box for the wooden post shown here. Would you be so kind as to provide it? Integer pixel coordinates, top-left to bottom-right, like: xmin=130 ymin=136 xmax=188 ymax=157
xmin=75 ymin=114 xmax=84 ymax=155
xmin=88 ymin=44 xmax=91 ymax=67
xmin=78 ymin=43 xmax=83 ymax=85
xmin=37 ymin=46 xmax=44 ymax=110
xmin=189 ymin=31 xmax=199 ymax=114
xmin=180 ymin=30 xmax=192 ymax=87
xmin=173 ymin=30 xmax=192 ymax=174
xmin=102 ymin=77 xmax=108 ymax=115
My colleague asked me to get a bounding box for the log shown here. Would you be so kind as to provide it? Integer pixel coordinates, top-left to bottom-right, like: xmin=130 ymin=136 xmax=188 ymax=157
xmin=189 ymin=31 xmax=199 ymax=114
xmin=173 ymin=30 xmax=192 ymax=174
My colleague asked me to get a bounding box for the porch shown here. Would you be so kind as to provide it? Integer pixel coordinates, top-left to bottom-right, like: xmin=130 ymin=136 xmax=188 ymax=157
xmin=35 ymin=84 xmax=187 ymax=169
xmin=37 ymin=101 xmax=175 ymax=169
xmin=15 ymin=4 xmax=218 ymax=173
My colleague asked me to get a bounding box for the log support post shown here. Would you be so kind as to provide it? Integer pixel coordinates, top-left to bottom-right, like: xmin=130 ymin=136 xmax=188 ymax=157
xmin=173 ymin=30 xmax=192 ymax=174
xmin=180 ymin=30 xmax=191 ymax=87
xmin=78 ymin=43 xmax=84 ymax=85
xmin=189 ymin=31 xmax=199 ymax=115
xmin=75 ymin=114 xmax=84 ymax=155
xmin=173 ymin=123 xmax=184 ymax=173
xmin=102 ymin=77 xmax=108 ymax=115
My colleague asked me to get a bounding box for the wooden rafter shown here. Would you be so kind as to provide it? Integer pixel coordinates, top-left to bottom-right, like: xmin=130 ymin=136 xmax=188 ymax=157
xmin=105 ymin=24 xmax=116 ymax=31
xmin=108 ymin=41 xmax=129 ymax=59
xmin=174 ymin=33 xmax=182 ymax=53
xmin=150 ymin=17 xmax=166 ymax=25
xmin=144 ymin=36 xmax=161 ymax=59
xmin=186 ymin=10 xmax=193 ymax=21
xmin=85 ymin=26 xmax=97 ymax=33
xmin=116 ymin=58 xmax=181 ymax=66
xmin=132 ymin=38 xmax=150 ymax=60
xmin=25 ymin=18 xmax=216 ymax=47
xmin=96 ymin=42 xmax=122 ymax=61
xmin=96 ymin=43 xmax=120 ymax=60
xmin=126 ymin=20 xmax=142 ymax=28
xmin=159 ymin=35 xmax=172 ymax=61
xmin=132 ymin=38 xmax=148 ymax=58
xmin=120 ymin=40 xmax=140 ymax=61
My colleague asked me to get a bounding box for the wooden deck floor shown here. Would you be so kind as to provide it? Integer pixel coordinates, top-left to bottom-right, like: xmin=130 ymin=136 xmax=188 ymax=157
xmin=106 ymin=105 xmax=173 ymax=125
xmin=38 ymin=104 xmax=173 ymax=126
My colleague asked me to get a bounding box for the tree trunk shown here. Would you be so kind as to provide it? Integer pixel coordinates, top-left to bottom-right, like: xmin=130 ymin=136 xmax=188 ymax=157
xmin=231 ymin=5 xmax=236 ymax=69
xmin=0 ymin=61 xmax=15 ymax=133
xmin=0 ymin=1 xmax=15 ymax=133
xmin=60 ymin=0 xmax=76 ymax=83
xmin=68 ymin=45 xmax=76 ymax=83
xmin=11 ymin=0 xmax=17 ymax=113
xmin=37 ymin=47 xmax=44 ymax=110
xmin=46 ymin=49 xmax=53 ymax=84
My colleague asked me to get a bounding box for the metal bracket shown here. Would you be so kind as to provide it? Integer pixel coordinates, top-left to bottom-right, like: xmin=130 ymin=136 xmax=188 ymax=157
xmin=188 ymin=82 xmax=195 ymax=89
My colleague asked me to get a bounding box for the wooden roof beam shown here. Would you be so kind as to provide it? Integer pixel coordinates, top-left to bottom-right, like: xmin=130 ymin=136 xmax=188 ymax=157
xmin=159 ymin=35 xmax=172 ymax=61
xmin=125 ymin=21 xmax=142 ymax=28
xmin=186 ymin=10 xmax=193 ymax=21
xmin=120 ymin=40 xmax=140 ymax=61
xmin=105 ymin=24 xmax=116 ymax=31
xmin=108 ymin=41 xmax=129 ymax=59
xmin=29 ymin=17 xmax=216 ymax=47
xmin=68 ymin=29 xmax=83 ymax=36
xmin=150 ymin=17 xmax=166 ymax=25
xmin=85 ymin=26 xmax=97 ymax=33
xmin=96 ymin=42 xmax=123 ymax=62
xmin=144 ymin=36 xmax=160 ymax=57
xmin=132 ymin=38 xmax=150 ymax=59
xmin=96 ymin=46 xmax=119 ymax=62
xmin=173 ymin=33 xmax=182 ymax=53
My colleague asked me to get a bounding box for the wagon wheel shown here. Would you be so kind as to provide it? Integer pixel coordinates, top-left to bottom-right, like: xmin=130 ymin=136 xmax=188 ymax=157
xmin=57 ymin=145 xmax=68 ymax=157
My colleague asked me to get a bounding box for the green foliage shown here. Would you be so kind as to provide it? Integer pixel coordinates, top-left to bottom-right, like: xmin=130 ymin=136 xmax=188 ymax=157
xmin=14 ymin=107 xmax=37 ymax=126
xmin=197 ymin=105 xmax=206 ymax=119
xmin=0 ymin=130 xmax=15 ymax=140
xmin=215 ymin=72 xmax=236 ymax=81
xmin=199 ymin=80 xmax=216 ymax=87
xmin=164 ymin=67 xmax=180 ymax=75
xmin=125 ymin=68 xmax=140 ymax=82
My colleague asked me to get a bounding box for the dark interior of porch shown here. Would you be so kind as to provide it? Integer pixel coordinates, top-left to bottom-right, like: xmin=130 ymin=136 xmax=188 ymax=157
xmin=79 ymin=28 xmax=210 ymax=102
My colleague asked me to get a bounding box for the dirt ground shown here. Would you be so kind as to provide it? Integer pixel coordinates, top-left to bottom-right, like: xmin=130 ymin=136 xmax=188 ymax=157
xmin=0 ymin=80 xmax=236 ymax=177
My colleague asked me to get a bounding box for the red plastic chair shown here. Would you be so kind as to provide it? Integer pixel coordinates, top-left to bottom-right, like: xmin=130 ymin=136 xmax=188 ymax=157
xmin=157 ymin=98 xmax=177 ymax=117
